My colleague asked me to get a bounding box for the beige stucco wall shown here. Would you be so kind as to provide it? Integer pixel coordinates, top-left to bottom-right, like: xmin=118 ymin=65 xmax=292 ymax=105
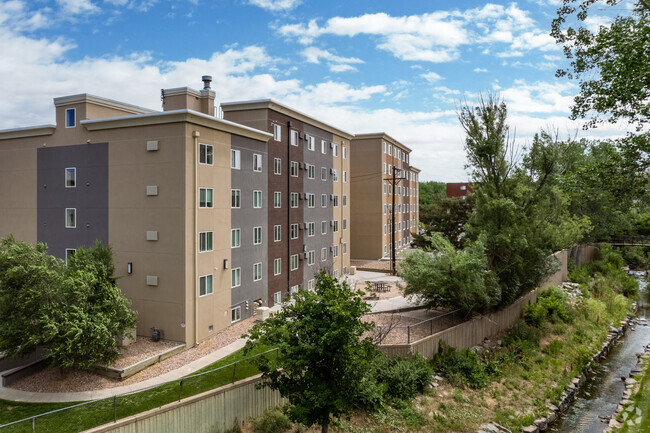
xmin=331 ymin=134 xmax=351 ymax=275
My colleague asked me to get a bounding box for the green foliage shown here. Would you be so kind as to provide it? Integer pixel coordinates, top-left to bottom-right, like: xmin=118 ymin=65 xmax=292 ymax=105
xmin=622 ymin=246 xmax=649 ymax=270
xmin=0 ymin=237 xmax=137 ymax=370
xmin=223 ymin=419 xmax=243 ymax=433
xmin=399 ymin=234 xmax=499 ymax=314
xmin=542 ymin=339 xmax=564 ymax=356
xmin=418 ymin=181 xmax=447 ymax=207
xmin=415 ymin=194 xmax=475 ymax=249
xmin=503 ymin=322 xmax=542 ymax=351
xmin=250 ymin=409 xmax=292 ymax=433
xmin=569 ymin=244 xmax=639 ymax=299
xmin=243 ymin=271 xmax=376 ymax=433
xmin=381 ymin=355 xmax=433 ymax=401
xmin=432 ymin=342 xmax=499 ymax=389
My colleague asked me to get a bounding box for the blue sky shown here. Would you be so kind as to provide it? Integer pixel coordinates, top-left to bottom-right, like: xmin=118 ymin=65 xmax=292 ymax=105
xmin=0 ymin=0 xmax=626 ymax=181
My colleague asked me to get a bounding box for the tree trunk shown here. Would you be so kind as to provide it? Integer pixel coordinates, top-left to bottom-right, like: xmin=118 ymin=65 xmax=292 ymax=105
xmin=321 ymin=422 xmax=329 ymax=433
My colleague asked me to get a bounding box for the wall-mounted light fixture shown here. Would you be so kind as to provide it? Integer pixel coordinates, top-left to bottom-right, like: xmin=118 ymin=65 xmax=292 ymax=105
xmin=127 ymin=262 xmax=133 ymax=274
xmin=223 ymin=259 xmax=229 ymax=269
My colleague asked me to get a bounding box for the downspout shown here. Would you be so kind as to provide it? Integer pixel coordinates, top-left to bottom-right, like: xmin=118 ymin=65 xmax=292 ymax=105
xmin=193 ymin=130 xmax=200 ymax=346
xmin=287 ymin=122 xmax=292 ymax=294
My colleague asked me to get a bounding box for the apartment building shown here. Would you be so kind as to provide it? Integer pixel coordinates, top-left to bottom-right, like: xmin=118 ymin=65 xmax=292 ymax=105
xmin=446 ymin=182 xmax=472 ymax=199
xmin=0 ymin=79 xmax=272 ymax=346
xmin=350 ymin=133 xmax=420 ymax=260
xmin=222 ymin=100 xmax=352 ymax=306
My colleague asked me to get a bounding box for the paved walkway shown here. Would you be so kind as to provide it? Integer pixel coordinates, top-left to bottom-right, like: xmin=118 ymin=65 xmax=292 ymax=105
xmin=0 ymin=269 xmax=421 ymax=404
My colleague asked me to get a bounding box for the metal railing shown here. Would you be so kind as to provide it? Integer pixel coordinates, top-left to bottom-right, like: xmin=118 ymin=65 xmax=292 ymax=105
xmin=377 ymin=309 xmax=466 ymax=344
xmin=609 ymin=236 xmax=650 ymax=247
xmin=0 ymin=348 xmax=279 ymax=433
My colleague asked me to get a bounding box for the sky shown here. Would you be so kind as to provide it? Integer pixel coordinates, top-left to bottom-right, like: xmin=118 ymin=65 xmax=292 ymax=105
xmin=0 ymin=0 xmax=629 ymax=181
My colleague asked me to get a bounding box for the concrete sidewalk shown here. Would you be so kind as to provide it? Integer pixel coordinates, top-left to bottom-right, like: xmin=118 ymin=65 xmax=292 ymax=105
xmin=0 ymin=339 xmax=246 ymax=403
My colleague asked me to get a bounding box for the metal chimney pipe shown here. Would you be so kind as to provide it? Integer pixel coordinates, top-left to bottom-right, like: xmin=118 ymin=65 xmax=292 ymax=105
xmin=202 ymin=75 xmax=212 ymax=90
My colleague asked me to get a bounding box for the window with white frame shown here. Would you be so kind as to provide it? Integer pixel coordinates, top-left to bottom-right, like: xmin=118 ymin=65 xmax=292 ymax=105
xmin=343 ymin=218 xmax=347 ymax=230
xmin=308 ymin=135 xmax=315 ymax=151
xmin=388 ymin=144 xmax=392 ymax=155
xmin=231 ymin=189 xmax=241 ymax=208
xmin=274 ymin=225 xmax=281 ymax=242
xmin=321 ymin=247 xmax=327 ymax=261
xmin=321 ymin=194 xmax=327 ymax=208
xmin=332 ymin=169 xmax=338 ymax=181
xmin=231 ymin=307 xmax=241 ymax=323
xmin=65 ymin=108 xmax=76 ymax=128
xmin=332 ymin=245 xmax=339 ymax=257
xmin=332 ymin=220 xmax=339 ymax=232
xmin=307 ymin=279 xmax=315 ymax=290
xmin=384 ymin=204 xmax=387 ymax=214
xmin=274 ymin=258 xmax=281 ymax=276
xmin=333 ymin=144 xmax=338 ymax=156
xmin=343 ymin=171 xmax=347 ymax=183
xmin=253 ymin=154 xmax=262 ymax=172
xmin=308 ymin=164 xmax=315 ymax=179
xmin=290 ymin=223 xmax=299 ymax=239
xmin=383 ymin=162 xmax=387 ymax=174
xmin=343 ymin=242 xmax=347 ymax=254
xmin=321 ymin=140 xmax=327 ymax=154
xmin=384 ymin=224 xmax=387 ymax=235
xmin=307 ymin=222 xmax=315 ymax=237
xmin=231 ymin=268 xmax=241 ymax=288
xmin=290 ymin=254 xmax=299 ymax=270
xmin=384 ymin=184 xmax=387 ymax=194
xmin=334 ymin=270 xmax=339 ymax=278
xmin=307 ymin=193 xmax=315 ymax=208
xmin=332 ymin=195 xmax=339 ymax=207
xmin=65 ymin=248 xmax=76 ymax=264
xmin=290 ymin=161 xmax=299 ymax=177
xmin=342 ymin=195 xmax=347 ymax=206
xmin=230 ymin=149 xmax=240 ymax=169
xmin=342 ymin=146 xmax=347 ymax=159
xmin=308 ymin=250 xmax=315 ymax=265
xmin=200 ymin=274 xmax=213 ymax=296
xmin=231 ymin=228 xmax=240 ymax=248
xmin=65 ymin=168 xmax=76 ymax=188
xmin=273 ymin=291 xmax=282 ymax=304
xmin=290 ymin=192 xmax=299 ymax=208
xmin=460 ymin=185 xmax=467 ymax=191
xmin=321 ymin=167 xmax=327 ymax=181
xmin=253 ymin=190 xmax=262 ymax=208
xmin=274 ymin=157 xmax=281 ymax=174
xmin=290 ymin=129 xmax=299 ymax=146
xmin=253 ymin=263 xmax=262 ymax=281
xmin=253 ymin=226 xmax=262 ymax=245
xmin=321 ymin=221 xmax=327 ymax=234
xmin=199 ymin=188 xmax=214 ymax=208
xmin=383 ymin=141 xmax=387 ymax=153
xmin=65 ymin=208 xmax=76 ymax=228
xmin=274 ymin=192 xmax=282 ymax=208
xmin=273 ymin=124 xmax=281 ymax=141
xmin=199 ymin=143 xmax=214 ymax=165
xmin=199 ymin=231 xmax=213 ymax=252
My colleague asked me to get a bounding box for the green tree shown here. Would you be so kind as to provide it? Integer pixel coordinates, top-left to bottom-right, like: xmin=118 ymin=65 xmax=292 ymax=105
xmin=414 ymin=194 xmax=475 ymax=249
xmin=418 ymin=181 xmax=446 ymax=207
xmin=243 ymin=272 xmax=376 ymax=433
xmin=0 ymin=237 xmax=137 ymax=370
xmin=400 ymin=233 xmax=499 ymax=314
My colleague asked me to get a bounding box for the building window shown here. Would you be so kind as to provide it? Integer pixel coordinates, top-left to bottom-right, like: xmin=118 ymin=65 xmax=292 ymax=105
xmin=65 ymin=167 xmax=76 ymax=188
xmin=343 ymin=146 xmax=347 ymax=159
xmin=274 ymin=291 xmax=282 ymax=304
xmin=308 ymin=250 xmax=315 ymax=265
xmin=290 ymin=161 xmax=299 ymax=177
xmin=274 ymin=225 xmax=281 ymax=242
xmin=290 ymin=254 xmax=299 ymax=271
xmin=231 ymin=307 xmax=241 ymax=323
xmin=343 ymin=218 xmax=347 ymax=230
xmin=290 ymin=192 xmax=299 ymax=208
xmin=333 ymin=144 xmax=338 ymax=157
xmin=273 ymin=124 xmax=281 ymax=141
xmin=307 ymin=193 xmax=315 ymax=208
xmin=231 ymin=228 xmax=240 ymax=248
xmin=274 ymin=258 xmax=281 ymax=276
xmin=384 ymin=224 xmax=387 ymax=235
xmin=253 ymin=262 xmax=262 ymax=281
xmin=308 ymin=135 xmax=315 ymax=151
xmin=332 ymin=245 xmax=339 ymax=257
xmin=343 ymin=171 xmax=347 ymax=183
xmin=343 ymin=195 xmax=347 ymax=206
xmin=321 ymin=140 xmax=327 ymax=154
xmin=384 ymin=163 xmax=387 ymax=174
xmin=321 ymin=221 xmax=327 ymax=234
xmin=231 ymin=189 xmax=241 ymax=208
xmin=383 ymin=141 xmax=387 ymax=153
xmin=200 ymin=143 xmax=213 ymax=165
xmin=321 ymin=167 xmax=327 ymax=181
xmin=199 ymin=231 xmax=213 ymax=252
xmin=333 ymin=195 xmax=339 ymax=207
xmin=308 ymin=279 xmax=315 ymax=291
xmin=334 ymin=270 xmax=339 ymax=278
xmin=200 ymin=274 xmax=213 ymax=296
xmin=65 ymin=208 xmax=76 ymax=228
xmin=332 ymin=169 xmax=338 ymax=182
xmin=199 ymin=188 xmax=214 ymax=208
xmin=253 ymin=154 xmax=263 ymax=172
xmin=384 ymin=184 xmax=387 ymax=194
xmin=308 ymin=164 xmax=315 ymax=179
xmin=321 ymin=247 xmax=327 ymax=261
xmin=460 ymin=185 xmax=467 ymax=191
xmin=274 ymin=158 xmax=281 ymax=174
xmin=274 ymin=191 xmax=282 ymax=208
xmin=384 ymin=204 xmax=387 ymax=214
xmin=290 ymin=223 xmax=299 ymax=239
xmin=231 ymin=149 xmax=240 ymax=169
xmin=343 ymin=242 xmax=348 ymax=254
xmin=65 ymin=248 xmax=76 ymax=264
xmin=231 ymin=268 xmax=241 ymax=288
xmin=321 ymin=194 xmax=327 ymax=208
xmin=253 ymin=190 xmax=262 ymax=208
xmin=307 ymin=222 xmax=315 ymax=237
xmin=290 ymin=130 xmax=298 ymax=146
xmin=388 ymin=144 xmax=392 ymax=155
xmin=253 ymin=226 xmax=262 ymax=245
xmin=65 ymin=108 xmax=76 ymax=128
xmin=332 ymin=220 xmax=339 ymax=232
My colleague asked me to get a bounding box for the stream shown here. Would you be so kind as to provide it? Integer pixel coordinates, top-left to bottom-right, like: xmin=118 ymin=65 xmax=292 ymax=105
xmin=549 ymin=271 xmax=649 ymax=433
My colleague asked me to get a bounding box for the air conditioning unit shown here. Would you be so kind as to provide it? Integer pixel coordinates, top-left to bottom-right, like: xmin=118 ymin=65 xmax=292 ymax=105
xmin=298 ymin=193 xmax=303 ymax=199
xmin=303 ymin=252 xmax=309 ymax=259
xmin=299 ymin=162 xmax=304 ymax=169
xmin=287 ymin=121 xmax=293 ymax=127
xmin=330 ymin=168 xmax=334 ymax=174
xmin=303 ymin=244 xmax=307 ymax=252
xmin=330 ymin=194 xmax=335 ymax=200
xmin=330 ymin=246 xmax=334 ymax=252
xmin=330 ymin=220 xmax=334 ymax=227
xmin=304 ymin=223 xmax=309 ymax=229
xmin=299 ymin=132 xmax=304 ymax=139
xmin=330 ymin=142 xmax=334 ymax=149
xmin=304 ymin=134 xmax=310 ymax=141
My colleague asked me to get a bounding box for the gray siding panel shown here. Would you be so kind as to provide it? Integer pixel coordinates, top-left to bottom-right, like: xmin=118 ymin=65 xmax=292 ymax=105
xmin=37 ymin=143 xmax=109 ymax=259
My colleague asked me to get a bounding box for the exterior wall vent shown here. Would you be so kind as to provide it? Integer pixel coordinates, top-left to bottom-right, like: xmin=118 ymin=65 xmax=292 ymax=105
xmin=146 ymin=230 xmax=158 ymax=241
xmin=146 ymin=140 xmax=159 ymax=151
xmin=146 ymin=185 xmax=158 ymax=196
xmin=146 ymin=275 xmax=158 ymax=286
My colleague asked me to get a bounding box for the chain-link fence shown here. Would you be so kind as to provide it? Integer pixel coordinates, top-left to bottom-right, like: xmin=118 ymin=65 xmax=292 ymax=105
xmin=0 ymin=348 xmax=278 ymax=433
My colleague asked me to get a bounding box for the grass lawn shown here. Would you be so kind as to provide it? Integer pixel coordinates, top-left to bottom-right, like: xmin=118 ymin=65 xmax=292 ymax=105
xmin=0 ymin=345 xmax=272 ymax=433
xmin=620 ymin=353 xmax=650 ymax=433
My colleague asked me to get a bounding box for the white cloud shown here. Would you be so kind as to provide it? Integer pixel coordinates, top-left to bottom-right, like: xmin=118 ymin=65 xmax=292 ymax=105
xmin=301 ymin=47 xmax=363 ymax=72
xmin=421 ymin=72 xmax=443 ymax=82
xmin=247 ymin=0 xmax=301 ymax=12
xmin=57 ymin=0 xmax=99 ymax=15
xmin=473 ymin=67 xmax=488 ymax=73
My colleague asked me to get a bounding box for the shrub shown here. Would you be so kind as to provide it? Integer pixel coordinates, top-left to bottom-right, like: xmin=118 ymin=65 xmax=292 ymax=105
xmin=621 ymin=246 xmax=648 ymax=270
xmin=432 ymin=342 xmax=496 ymax=389
xmin=250 ymin=409 xmax=292 ymax=433
xmin=503 ymin=321 xmax=542 ymax=350
xmin=542 ymin=339 xmax=564 ymax=356
xmin=382 ymin=354 xmax=433 ymax=400
xmin=524 ymin=303 xmax=547 ymax=328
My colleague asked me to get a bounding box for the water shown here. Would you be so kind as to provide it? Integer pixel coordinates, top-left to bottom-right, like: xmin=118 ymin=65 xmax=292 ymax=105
xmin=550 ymin=272 xmax=649 ymax=433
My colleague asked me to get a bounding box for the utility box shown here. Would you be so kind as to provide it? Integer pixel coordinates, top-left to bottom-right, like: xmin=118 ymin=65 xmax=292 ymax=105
xmin=350 ymin=266 xmax=356 ymax=275
xmin=256 ymin=306 xmax=270 ymax=322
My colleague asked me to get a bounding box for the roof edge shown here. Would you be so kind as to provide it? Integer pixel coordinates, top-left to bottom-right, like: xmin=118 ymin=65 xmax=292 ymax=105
xmin=0 ymin=124 xmax=56 ymax=140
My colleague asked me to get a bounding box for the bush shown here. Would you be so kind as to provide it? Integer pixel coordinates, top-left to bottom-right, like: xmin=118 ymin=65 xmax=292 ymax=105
xmin=432 ymin=342 xmax=496 ymax=389
xmin=621 ymin=246 xmax=648 ymax=270
xmin=503 ymin=321 xmax=542 ymax=350
xmin=250 ymin=409 xmax=292 ymax=433
xmin=524 ymin=303 xmax=547 ymax=328
xmin=524 ymin=286 xmax=572 ymax=328
xmin=382 ymin=355 xmax=433 ymax=400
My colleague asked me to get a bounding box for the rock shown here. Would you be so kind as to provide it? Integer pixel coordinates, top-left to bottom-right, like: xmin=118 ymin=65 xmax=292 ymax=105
xmin=547 ymin=411 xmax=557 ymax=424
xmin=522 ymin=426 xmax=539 ymax=433
xmin=479 ymin=425 xmax=500 ymax=433
xmin=534 ymin=417 xmax=548 ymax=430
xmin=548 ymin=404 xmax=559 ymax=413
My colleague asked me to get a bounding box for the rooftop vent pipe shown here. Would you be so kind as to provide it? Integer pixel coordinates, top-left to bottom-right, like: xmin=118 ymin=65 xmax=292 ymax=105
xmin=202 ymin=75 xmax=212 ymax=90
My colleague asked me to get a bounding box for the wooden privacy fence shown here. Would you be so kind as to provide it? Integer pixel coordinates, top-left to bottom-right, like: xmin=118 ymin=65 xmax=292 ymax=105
xmin=378 ymin=289 xmax=539 ymax=359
